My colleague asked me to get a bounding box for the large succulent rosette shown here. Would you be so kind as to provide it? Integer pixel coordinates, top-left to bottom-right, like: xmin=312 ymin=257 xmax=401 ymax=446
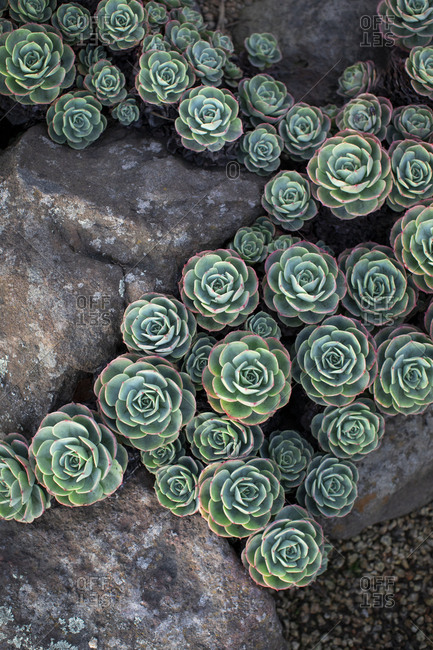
xmin=262 ymin=170 xmax=317 ymax=231
xmin=311 ymin=398 xmax=385 ymax=461
xmin=185 ymin=40 xmax=226 ymax=86
xmin=386 ymin=104 xmax=433 ymax=143
xmin=136 ymin=49 xmax=195 ymax=105
xmin=391 ymin=203 xmax=433 ymax=292
xmin=307 ymin=130 xmax=392 ymax=220
xmin=278 ymin=103 xmax=331 ymax=161
xmin=387 ymin=139 xmax=433 ymax=210
xmin=96 ymin=0 xmax=146 ymax=51
xmin=0 ymin=433 xmax=50 ymax=523
xmin=241 ymin=504 xmax=325 ymax=590
xmin=51 ymin=3 xmax=92 ymax=44
xmin=263 ymin=241 xmax=346 ymax=327
xmin=292 ymin=315 xmax=378 ymax=406
xmin=260 ymin=430 xmax=313 ymax=491
xmin=46 ymin=91 xmax=107 ymax=150
xmin=179 ymin=249 xmax=259 ymax=331
xmin=198 ymin=458 xmax=284 ymax=537
xmin=95 ymin=353 xmax=196 ymax=450
xmin=238 ymin=73 xmax=293 ymax=127
xmin=154 ymin=456 xmax=202 ymax=516
xmin=8 ymin=0 xmax=56 ymax=23
xmin=405 ymin=45 xmax=433 ymax=97
xmin=296 ymin=454 xmax=359 ymax=518
xmin=202 ymin=331 xmax=292 ymax=425
xmin=29 ymin=403 xmax=128 ymax=507
xmin=337 ymin=61 xmax=377 ymax=98
xmin=335 ymin=93 xmax=392 ymax=141
xmin=378 ymin=0 xmax=433 ymax=48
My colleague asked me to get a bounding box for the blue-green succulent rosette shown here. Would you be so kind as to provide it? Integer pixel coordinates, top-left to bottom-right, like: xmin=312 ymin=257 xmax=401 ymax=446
xmin=262 ymin=170 xmax=317 ymax=231
xmin=378 ymin=0 xmax=433 ymax=49
xmin=51 ymin=3 xmax=92 ymax=44
xmin=337 ymin=61 xmax=377 ymax=98
xmin=335 ymin=93 xmax=392 ymax=141
xmin=46 ymin=91 xmax=107 ymax=149
xmin=237 ymin=123 xmax=283 ymax=176
xmin=154 ymin=456 xmax=202 ymax=516
xmin=391 ymin=203 xmax=433 ymax=293
xmin=244 ymin=32 xmax=282 ymax=69
xmin=96 ymin=0 xmax=146 ymax=51
xmin=260 ymin=429 xmax=313 ymax=490
xmin=9 ymin=0 xmax=56 ymax=23
xmin=238 ymin=73 xmax=294 ymax=127
xmin=136 ymin=49 xmax=195 ymax=105
xmin=387 ymin=139 xmax=433 ymax=211
xmin=386 ymin=104 xmax=433 ymax=143
xmin=278 ymin=103 xmax=331 ymax=161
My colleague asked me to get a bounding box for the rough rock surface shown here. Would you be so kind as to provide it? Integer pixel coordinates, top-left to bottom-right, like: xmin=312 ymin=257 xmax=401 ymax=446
xmin=0 ymin=125 xmax=263 ymax=435
xmin=233 ymin=0 xmax=391 ymax=105
xmin=322 ymin=408 xmax=433 ymax=539
xmin=0 ymin=468 xmax=287 ymax=650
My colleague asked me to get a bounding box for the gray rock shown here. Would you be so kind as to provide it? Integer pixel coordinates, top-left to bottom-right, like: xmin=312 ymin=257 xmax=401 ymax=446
xmin=0 ymin=125 xmax=263 ymax=435
xmin=233 ymin=0 xmax=391 ymax=105
xmin=0 ymin=469 xmax=287 ymax=650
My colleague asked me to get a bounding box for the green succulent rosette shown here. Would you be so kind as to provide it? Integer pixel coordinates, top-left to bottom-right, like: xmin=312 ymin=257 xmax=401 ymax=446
xmin=154 ymin=456 xmax=202 ymax=516
xmin=159 ymin=0 xmax=194 ymax=8
xmin=387 ymin=139 xmax=433 ymax=211
xmin=278 ymin=103 xmax=331 ymax=161
xmin=84 ymin=59 xmax=127 ymax=107
xmin=181 ymin=333 xmax=217 ymax=387
xmin=206 ymin=30 xmax=234 ymax=55
xmin=0 ymin=0 xmax=7 ymax=17
xmin=145 ymin=0 xmax=168 ymax=28
xmin=229 ymin=226 xmax=269 ymax=264
xmin=296 ymin=454 xmax=359 ymax=518
xmin=140 ymin=434 xmax=186 ymax=474
xmin=238 ymin=123 xmax=283 ymax=176
xmin=0 ymin=19 xmax=13 ymax=35
xmin=307 ymin=129 xmax=392 ymax=220
xmin=95 ymin=353 xmax=196 ymax=451
xmin=262 ymin=170 xmax=317 ymax=231
xmin=136 ymin=49 xmax=195 ymax=105
xmin=202 ymin=331 xmax=292 ymax=426
xmin=260 ymin=430 xmax=313 ymax=491
xmin=179 ymin=249 xmax=259 ymax=331
xmin=198 ymin=457 xmax=284 ymax=537
xmin=244 ymin=32 xmax=282 ymax=70
xmin=373 ymin=325 xmax=433 ymax=415
xmin=238 ymin=74 xmax=294 ymax=127
xmin=29 ymin=403 xmax=128 ymax=507
xmin=320 ymin=103 xmax=340 ymax=130
xmin=337 ymin=60 xmax=377 ymax=99
xmin=391 ymin=203 xmax=433 ymax=292
xmin=241 ymin=504 xmax=325 ymax=590
xmin=9 ymin=0 xmax=56 ymax=23
xmin=250 ymin=215 xmax=275 ymax=242
xmin=339 ymin=242 xmax=417 ymax=328
xmin=164 ymin=19 xmax=200 ymax=52
xmin=171 ymin=7 xmax=203 ymax=30
xmin=0 ymin=24 xmax=75 ymax=105
xmin=263 ymin=242 xmax=346 ymax=328
xmin=406 ymin=45 xmax=433 ymax=97
xmin=46 ymin=91 xmax=107 ymax=150
xmin=142 ymin=32 xmax=171 ymax=51
xmin=97 ymin=0 xmax=146 ymax=51
xmin=336 ymin=93 xmax=392 ymax=141
xmin=185 ymin=39 xmax=226 ymax=86
xmin=267 ymin=234 xmax=301 ymax=254
xmin=245 ymin=311 xmax=281 ymax=339
xmin=111 ymin=96 xmax=140 ymax=125
xmin=425 ymin=297 xmax=433 ymax=337
xmin=185 ymin=411 xmax=263 ymax=464
xmin=77 ymin=44 xmax=111 ymax=77
xmin=0 ymin=433 xmax=50 ymax=523
xmin=311 ymin=398 xmax=385 ymax=461
xmin=386 ymin=104 xmax=433 ymax=143
xmin=378 ymin=0 xmax=433 ymax=49
xmin=51 ymin=3 xmax=92 ymax=44
xmin=176 ymin=85 xmax=243 ymax=152
xmin=223 ymin=59 xmax=242 ymax=88
xmin=292 ymin=315 xmax=378 ymax=407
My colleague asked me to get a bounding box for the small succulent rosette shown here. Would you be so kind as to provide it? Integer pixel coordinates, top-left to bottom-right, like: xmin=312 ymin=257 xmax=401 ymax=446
xmin=260 ymin=429 xmax=313 ymax=491
xmin=154 ymin=456 xmax=202 ymax=516
xmin=391 ymin=203 xmax=433 ymax=293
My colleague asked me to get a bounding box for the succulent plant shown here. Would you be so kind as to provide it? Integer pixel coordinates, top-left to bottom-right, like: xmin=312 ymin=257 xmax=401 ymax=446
xmin=185 ymin=40 xmax=226 ymax=86
xmin=373 ymin=325 xmax=433 ymax=415
xmin=140 ymin=434 xmax=186 ymax=473
xmin=241 ymin=504 xmax=325 ymax=590
xmin=229 ymin=226 xmax=269 ymax=264
xmin=112 ymin=96 xmax=140 ymax=125
xmin=207 ymin=30 xmax=234 ymax=55
xmin=391 ymin=203 xmax=433 ymax=292
xmin=260 ymin=430 xmax=313 ymax=491
xmin=296 ymin=454 xmax=359 ymax=518
xmin=145 ymin=0 xmax=168 ymax=28
xmin=250 ymin=215 xmax=275 ymax=242
xmin=238 ymin=74 xmax=293 ymax=127
xmin=97 ymin=0 xmax=146 ymax=50
xmin=0 ymin=0 xmax=7 ymax=16
xmin=337 ymin=61 xmax=377 ymax=98
xmin=307 ymin=130 xmax=392 ymax=220
xmin=179 ymin=249 xmax=258 ymax=330
xmin=244 ymin=32 xmax=282 ymax=69
xmin=154 ymin=456 xmax=202 ymax=515
xmin=170 ymin=6 xmax=203 ymax=30
xmin=406 ymin=45 xmax=433 ymax=97
xmin=320 ymin=103 xmax=340 ymax=130
xmin=9 ymin=0 xmax=56 ymax=23
xmin=84 ymin=59 xmax=127 ymax=107
xmin=263 ymin=242 xmax=346 ymax=327
xmin=267 ymin=234 xmax=302 ymax=254
xmin=387 ymin=139 xmax=433 ymax=210
xmin=378 ymin=0 xmax=433 ymax=49
xmin=136 ymin=49 xmax=195 ymax=105
xmin=94 ymin=353 xmax=196 ymax=451
xmin=181 ymin=333 xmax=217 ymax=386
xmin=315 ymin=240 xmax=335 ymax=256
xmin=425 ymin=297 xmax=433 ymax=337
xmin=0 ymin=433 xmax=50 ymax=523
xmin=386 ymin=104 xmax=433 ymax=143
xmin=164 ymin=19 xmax=200 ymax=52
xmin=0 ymin=18 xmax=13 ymax=36
xmin=278 ymin=103 xmax=331 ymax=161
xmin=0 ymin=24 xmax=75 ymax=105
xmin=292 ymin=315 xmax=378 ymax=407
xmin=185 ymin=411 xmax=263 ymax=463
xmin=339 ymin=242 xmax=417 ymax=327
xmin=46 ymin=91 xmax=107 ymax=150
xmin=198 ymin=458 xmax=284 ymax=537
xmin=77 ymin=44 xmax=111 ymax=77
xmin=336 ymin=93 xmax=392 ymax=141
xmin=51 ymin=3 xmax=92 ymax=44
xmin=223 ymin=59 xmax=243 ymax=87
xmin=245 ymin=311 xmax=281 ymax=339
xmin=237 ymin=123 xmax=283 ymax=176
xmin=202 ymin=330 xmax=292 ymax=425
xmin=29 ymin=403 xmax=128 ymax=507
xmin=121 ymin=292 xmax=196 ymax=361
xmin=176 ymin=85 xmax=243 ymax=152
xmin=142 ymin=32 xmax=171 ymax=51
xmin=262 ymin=170 xmax=317 ymax=231
xmin=311 ymin=398 xmax=385 ymax=461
